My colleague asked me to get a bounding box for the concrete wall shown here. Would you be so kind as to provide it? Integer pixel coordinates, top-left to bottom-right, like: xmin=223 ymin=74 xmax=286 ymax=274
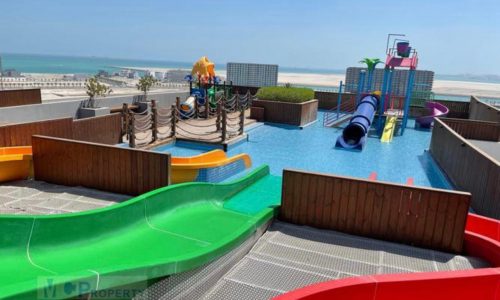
xmin=0 ymin=90 xmax=188 ymax=124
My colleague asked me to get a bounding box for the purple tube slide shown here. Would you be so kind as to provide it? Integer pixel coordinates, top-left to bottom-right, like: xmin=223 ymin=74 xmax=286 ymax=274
xmin=336 ymin=94 xmax=379 ymax=151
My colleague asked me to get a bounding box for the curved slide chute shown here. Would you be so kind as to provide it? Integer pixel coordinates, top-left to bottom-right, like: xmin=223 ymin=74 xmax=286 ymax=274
xmin=336 ymin=94 xmax=379 ymax=151
xmin=172 ymin=149 xmax=252 ymax=183
xmin=0 ymin=165 xmax=281 ymax=299
xmin=416 ymin=101 xmax=449 ymax=128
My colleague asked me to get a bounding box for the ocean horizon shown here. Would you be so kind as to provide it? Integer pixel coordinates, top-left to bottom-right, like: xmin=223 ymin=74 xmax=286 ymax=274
xmin=2 ymin=53 xmax=500 ymax=85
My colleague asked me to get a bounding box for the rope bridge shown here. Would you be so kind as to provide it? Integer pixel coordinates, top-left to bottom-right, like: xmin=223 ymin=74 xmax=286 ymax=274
xmin=121 ymin=92 xmax=254 ymax=148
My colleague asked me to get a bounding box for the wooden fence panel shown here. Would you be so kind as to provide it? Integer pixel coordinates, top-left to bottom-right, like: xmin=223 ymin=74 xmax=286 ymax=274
xmin=441 ymin=118 xmax=500 ymax=141
xmin=0 ymin=89 xmax=42 ymax=107
xmin=469 ymin=96 xmax=500 ymax=122
xmin=0 ymin=118 xmax=73 ymax=147
xmin=72 ymin=113 xmax=122 ymax=144
xmin=32 ymin=135 xmax=170 ymax=195
xmin=280 ymin=169 xmax=471 ymax=253
xmin=430 ymin=118 xmax=500 ymax=219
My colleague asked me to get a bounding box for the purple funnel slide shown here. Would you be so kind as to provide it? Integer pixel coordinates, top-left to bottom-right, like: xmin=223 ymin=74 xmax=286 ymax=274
xmin=416 ymin=101 xmax=449 ymax=128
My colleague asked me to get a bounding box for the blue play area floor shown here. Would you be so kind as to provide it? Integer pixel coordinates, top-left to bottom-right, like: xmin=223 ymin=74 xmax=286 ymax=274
xmin=154 ymin=111 xmax=453 ymax=189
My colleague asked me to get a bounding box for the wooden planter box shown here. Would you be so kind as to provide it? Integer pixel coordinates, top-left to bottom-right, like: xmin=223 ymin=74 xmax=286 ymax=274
xmin=252 ymin=99 xmax=318 ymax=126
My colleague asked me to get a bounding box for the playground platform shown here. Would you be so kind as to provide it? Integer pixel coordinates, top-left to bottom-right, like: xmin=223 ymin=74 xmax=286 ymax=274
xmin=0 ymin=180 xmax=128 ymax=215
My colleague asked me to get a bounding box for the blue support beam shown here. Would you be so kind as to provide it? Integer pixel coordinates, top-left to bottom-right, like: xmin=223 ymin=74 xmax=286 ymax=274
xmin=336 ymin=81 xmax=343 ymax=118
xmin=401 ymin=69 xmax=416 ymax=135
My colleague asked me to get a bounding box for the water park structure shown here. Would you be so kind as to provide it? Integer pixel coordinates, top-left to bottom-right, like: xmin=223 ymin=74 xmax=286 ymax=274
xmin=0 ymin=32 xmax=498 ymax=299
xmin=181 ymin=56 xmax=234 ymax=119
xmin=335 ymin=34 xmax=450 ymax=150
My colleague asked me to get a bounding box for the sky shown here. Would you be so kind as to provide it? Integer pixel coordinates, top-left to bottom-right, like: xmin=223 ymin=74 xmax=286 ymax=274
xmin=0 ymin=0 xmax=499 ymax=75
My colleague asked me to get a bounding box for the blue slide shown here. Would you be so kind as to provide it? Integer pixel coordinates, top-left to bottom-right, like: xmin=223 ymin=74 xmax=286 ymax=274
xmin=335 ymin=94 xmax=379 ymax=151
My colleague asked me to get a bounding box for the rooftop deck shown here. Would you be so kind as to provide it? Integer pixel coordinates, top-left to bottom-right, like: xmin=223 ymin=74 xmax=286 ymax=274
xmin=0 ymin=180 xmax=129 ymax=214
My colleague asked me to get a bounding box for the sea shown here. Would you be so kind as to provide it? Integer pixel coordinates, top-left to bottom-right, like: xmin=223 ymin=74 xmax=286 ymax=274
xmin=1 ymin=53 xmax=499 ymax=103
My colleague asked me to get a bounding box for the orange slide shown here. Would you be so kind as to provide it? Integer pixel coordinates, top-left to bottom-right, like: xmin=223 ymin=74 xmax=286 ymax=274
xmin=0 ymin=146 xmax=33 ymax=183
xmin=171 ymin=150 xmax=252 ymax=183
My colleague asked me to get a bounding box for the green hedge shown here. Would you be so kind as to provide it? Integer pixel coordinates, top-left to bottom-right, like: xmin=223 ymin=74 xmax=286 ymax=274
xmin=256 ymin=86 xmax=314 ymax=103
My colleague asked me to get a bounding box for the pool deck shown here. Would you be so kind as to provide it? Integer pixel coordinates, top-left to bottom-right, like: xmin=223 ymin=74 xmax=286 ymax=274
xmin=0 ymin=180 xmax=129 ymax=215
xmin=468 ymin=139 xmax=500 ymax=162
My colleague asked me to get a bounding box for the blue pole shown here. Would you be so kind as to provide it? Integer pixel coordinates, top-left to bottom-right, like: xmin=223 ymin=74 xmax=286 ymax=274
xmin=385 ymin=69 xmax=394 ymax=110
xmin=377 ymin=68 xmax=390 ymax=133
xmin=356 ymin=70 xmax=366 ymax=105
xmin=379 ymin=68 xmax=390 ymax=115
xmin=336 ymin=81 xmax=343 ymax=118
xmin=401 ymin=69 xmax=416 ymax=135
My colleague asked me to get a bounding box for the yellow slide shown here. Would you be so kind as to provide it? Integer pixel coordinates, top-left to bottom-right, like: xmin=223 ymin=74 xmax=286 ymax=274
xmin=0 ymin=146 xmax=33 ymax=183
xmin=172 ymin=150 xmax=252 ymax=183
xmin=381 ymin=116 xmax=397 ymax=143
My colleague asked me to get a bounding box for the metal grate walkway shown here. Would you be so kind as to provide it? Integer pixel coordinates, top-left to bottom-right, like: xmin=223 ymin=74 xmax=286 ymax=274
xmin=131 ymin=220 xmax=489 ymax=300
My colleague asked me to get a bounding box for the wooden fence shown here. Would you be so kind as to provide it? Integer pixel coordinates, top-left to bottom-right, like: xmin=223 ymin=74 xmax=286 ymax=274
xmin=72 ymin=113 xmax=122 ymax=144
xmin=0 ymin=117 xmax=73 ymax=147
xmin=469 ymin=96 xmax=500 ymax=122
xmin=280 ymin=169 xmax=471 ymax=253
xmin=441 ymin=117 xmax=500 ymax=142
xmin=0 ymin=89 xmax=42 ymax=108
xmin=32 ymin=135 xmax=170 ymax=195
xmin=0 ymin=114 xmax=122 ymax=147
xmin=430 ymin=118 xmax=500 ymax=219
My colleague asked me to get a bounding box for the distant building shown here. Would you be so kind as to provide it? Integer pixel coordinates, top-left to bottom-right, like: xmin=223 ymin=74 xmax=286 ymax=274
xmin=97 ymin=70 xmax=110 ymax=77
xmin=165 ymin=69 xmax=190 ymax=83
xmin=345 ymin=67 xmax=434 ymax=99
xmin=128 ymin=71 xmax=140 ymax=79
xmin=153 ymin=71 xmax=165 ymax=80
xmin=1 ymin=69 xmax=21 ymax=77
xmin=226 ymin=62 xmax=278 ymax=87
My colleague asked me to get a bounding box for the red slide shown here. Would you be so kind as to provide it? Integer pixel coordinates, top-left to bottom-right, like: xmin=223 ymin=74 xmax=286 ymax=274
xmin=274 ymin=213 xmax=500 ymax=300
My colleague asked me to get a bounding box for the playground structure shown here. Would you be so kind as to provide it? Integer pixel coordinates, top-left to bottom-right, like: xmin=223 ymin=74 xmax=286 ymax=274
xmin=181 ymin=56 xmax=235 ymax=119
xmin=334 ymin=34 xmax=447 ymax=150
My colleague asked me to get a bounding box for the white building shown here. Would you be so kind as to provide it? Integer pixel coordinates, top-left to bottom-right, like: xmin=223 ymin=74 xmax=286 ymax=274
xmin=226 ymin=62 xmax=278 ymax=87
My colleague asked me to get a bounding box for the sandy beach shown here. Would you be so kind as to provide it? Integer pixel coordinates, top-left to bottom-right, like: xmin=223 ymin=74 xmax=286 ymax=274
xmin=121 ymin=66 xmax=500 ymax=98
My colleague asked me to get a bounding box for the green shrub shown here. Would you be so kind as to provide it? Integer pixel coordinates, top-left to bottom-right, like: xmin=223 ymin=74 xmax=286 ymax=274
xmin=256 ymin=86 xmax=314 ymax=103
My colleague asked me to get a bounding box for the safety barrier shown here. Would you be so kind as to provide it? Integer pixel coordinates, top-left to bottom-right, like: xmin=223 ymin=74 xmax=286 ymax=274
xmin=125 ymin=92 xmax=253 ymax=147
xmin=280 ymin=169 xmax=471 ymax=253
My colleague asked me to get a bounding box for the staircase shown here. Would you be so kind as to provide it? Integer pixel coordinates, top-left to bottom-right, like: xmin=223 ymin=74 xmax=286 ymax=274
xmin=323 ymin=98 xmax=356 ymax=127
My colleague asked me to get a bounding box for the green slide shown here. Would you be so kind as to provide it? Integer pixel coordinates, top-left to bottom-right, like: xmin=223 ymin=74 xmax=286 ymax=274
xmin=0 ymin=165 xmax=281 ymax=299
